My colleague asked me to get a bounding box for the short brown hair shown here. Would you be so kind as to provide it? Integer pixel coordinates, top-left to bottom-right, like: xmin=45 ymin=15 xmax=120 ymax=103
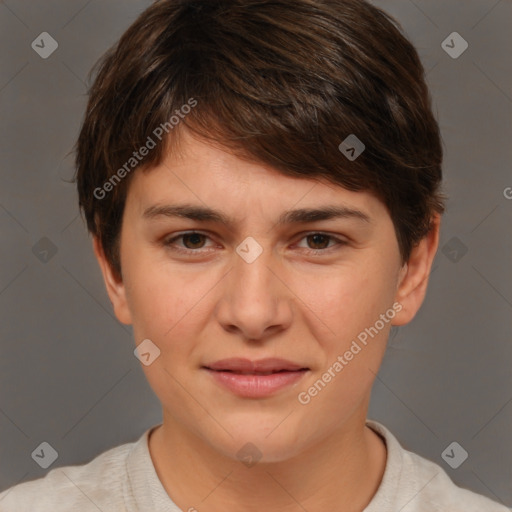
xmin=75 ymin=0 xmax=446 ymax=280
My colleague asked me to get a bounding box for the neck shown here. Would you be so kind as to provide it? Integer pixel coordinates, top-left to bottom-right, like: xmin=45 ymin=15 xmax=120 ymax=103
xmin=148 ymin=410 xmax=387 ymax=512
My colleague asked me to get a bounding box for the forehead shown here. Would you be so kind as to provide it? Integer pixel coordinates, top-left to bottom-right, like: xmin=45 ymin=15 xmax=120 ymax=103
xmin=127 ymin=128 xmax=388 ymax=222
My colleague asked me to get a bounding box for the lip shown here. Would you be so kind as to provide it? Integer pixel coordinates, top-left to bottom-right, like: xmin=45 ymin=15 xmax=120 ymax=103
xmin=204 ymin=357 xmax=308 ymax=373
xmin=203 ymin=358 xmax=309 ymax=398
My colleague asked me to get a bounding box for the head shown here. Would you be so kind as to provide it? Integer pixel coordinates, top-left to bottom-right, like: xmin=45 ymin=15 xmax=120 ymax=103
xmin=75 ymin=0 xmax=445 ymax=462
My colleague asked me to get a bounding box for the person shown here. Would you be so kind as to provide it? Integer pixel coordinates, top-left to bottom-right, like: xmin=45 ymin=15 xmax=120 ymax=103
xmin=0 ymin=0 xmax=508 ymax=511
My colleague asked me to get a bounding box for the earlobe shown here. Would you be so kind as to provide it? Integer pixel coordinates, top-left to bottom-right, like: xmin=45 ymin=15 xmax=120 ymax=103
xmin=92 ymin=237 xmax=133 ymax=325
xmin=391 ymin=214 xmax=441 ymax=326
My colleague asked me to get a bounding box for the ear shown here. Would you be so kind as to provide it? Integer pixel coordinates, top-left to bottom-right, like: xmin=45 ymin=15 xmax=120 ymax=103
xmin=92 ymin=237 xmax=133 ymax=325
xmin=391 ymin=214 xmax=441 ymax=326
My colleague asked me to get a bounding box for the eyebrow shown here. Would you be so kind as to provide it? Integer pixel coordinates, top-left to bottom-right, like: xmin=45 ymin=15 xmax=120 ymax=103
xmin=142 ymin=203 xmax=372 ymax=226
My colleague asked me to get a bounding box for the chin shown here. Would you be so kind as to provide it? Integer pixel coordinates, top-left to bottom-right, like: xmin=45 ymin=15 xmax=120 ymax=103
xmin=204 ymin=417 xmax=308 ymax=464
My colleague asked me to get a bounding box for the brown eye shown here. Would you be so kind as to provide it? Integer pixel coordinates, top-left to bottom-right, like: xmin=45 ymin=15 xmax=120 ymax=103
xmin=306 ymin=234 xmax=331 ymax=250
xmin=163 ymin=231 xmax=214 ymax=254
xmin=295 ymin=232 xmax=347 ymax=254
xmin=181 ymin=233 xmax=207 ymax=249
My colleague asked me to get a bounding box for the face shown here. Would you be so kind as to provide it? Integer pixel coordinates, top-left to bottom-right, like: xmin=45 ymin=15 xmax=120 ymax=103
xmin=95 ymin=127 xmax=439 ymax=463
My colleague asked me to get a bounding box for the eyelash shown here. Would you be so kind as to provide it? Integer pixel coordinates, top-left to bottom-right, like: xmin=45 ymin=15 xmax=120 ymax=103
xmin=162 ymin=231 xmax=347 ymax=256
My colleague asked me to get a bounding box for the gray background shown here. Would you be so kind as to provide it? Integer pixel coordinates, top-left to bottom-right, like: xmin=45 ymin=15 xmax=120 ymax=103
xmin=1 ymin=0 xmax=511 ymax=507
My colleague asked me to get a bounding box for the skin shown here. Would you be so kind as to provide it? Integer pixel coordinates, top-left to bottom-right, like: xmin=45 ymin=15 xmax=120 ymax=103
xmin=94 ymin=126 xmax=440 ymax=512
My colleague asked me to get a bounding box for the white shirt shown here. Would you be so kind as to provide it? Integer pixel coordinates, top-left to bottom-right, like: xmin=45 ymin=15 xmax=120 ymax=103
xmin=0 ymin=420 xmax=508 ymax=511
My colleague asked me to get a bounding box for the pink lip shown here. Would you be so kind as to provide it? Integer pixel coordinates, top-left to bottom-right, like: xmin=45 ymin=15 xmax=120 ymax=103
xmin=203 ymin=358 xmax=309 ymax=398
xmin=205 ymin=357 xmax=307 ymax=373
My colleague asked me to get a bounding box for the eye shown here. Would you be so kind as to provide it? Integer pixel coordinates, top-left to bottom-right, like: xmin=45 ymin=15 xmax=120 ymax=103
xmin=295 ymin=233 xmax=346 ymax=254
xmin=162 ymin=231 xmax=347 ymax=256
xmin=163 ymin=231 xmax=214 ymax=254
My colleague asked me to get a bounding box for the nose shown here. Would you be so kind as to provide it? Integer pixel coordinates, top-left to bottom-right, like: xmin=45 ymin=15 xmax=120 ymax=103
xmin=214 ymin=243 xmax=293 ymax=342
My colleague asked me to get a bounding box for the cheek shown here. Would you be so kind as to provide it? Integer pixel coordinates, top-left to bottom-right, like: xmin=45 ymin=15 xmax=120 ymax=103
xmin=291 ymin=259 xmax=394 ymax=343
xmin=124 ymin=263 xmax=212 ymax=423
xmin=123 ymin=257 xmax=217 ymax=351
xmin=293 ymin=266 xmax=395 ymax=427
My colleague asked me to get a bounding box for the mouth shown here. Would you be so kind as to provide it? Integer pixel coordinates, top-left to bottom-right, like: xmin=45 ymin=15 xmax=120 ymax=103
xmin=206 ymin=369 xmax=307 ymax=375
xmin=202 ymin=358 xmax=310 ymax=398
xmin=203 ymin=357 xmax=309 ymax=374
